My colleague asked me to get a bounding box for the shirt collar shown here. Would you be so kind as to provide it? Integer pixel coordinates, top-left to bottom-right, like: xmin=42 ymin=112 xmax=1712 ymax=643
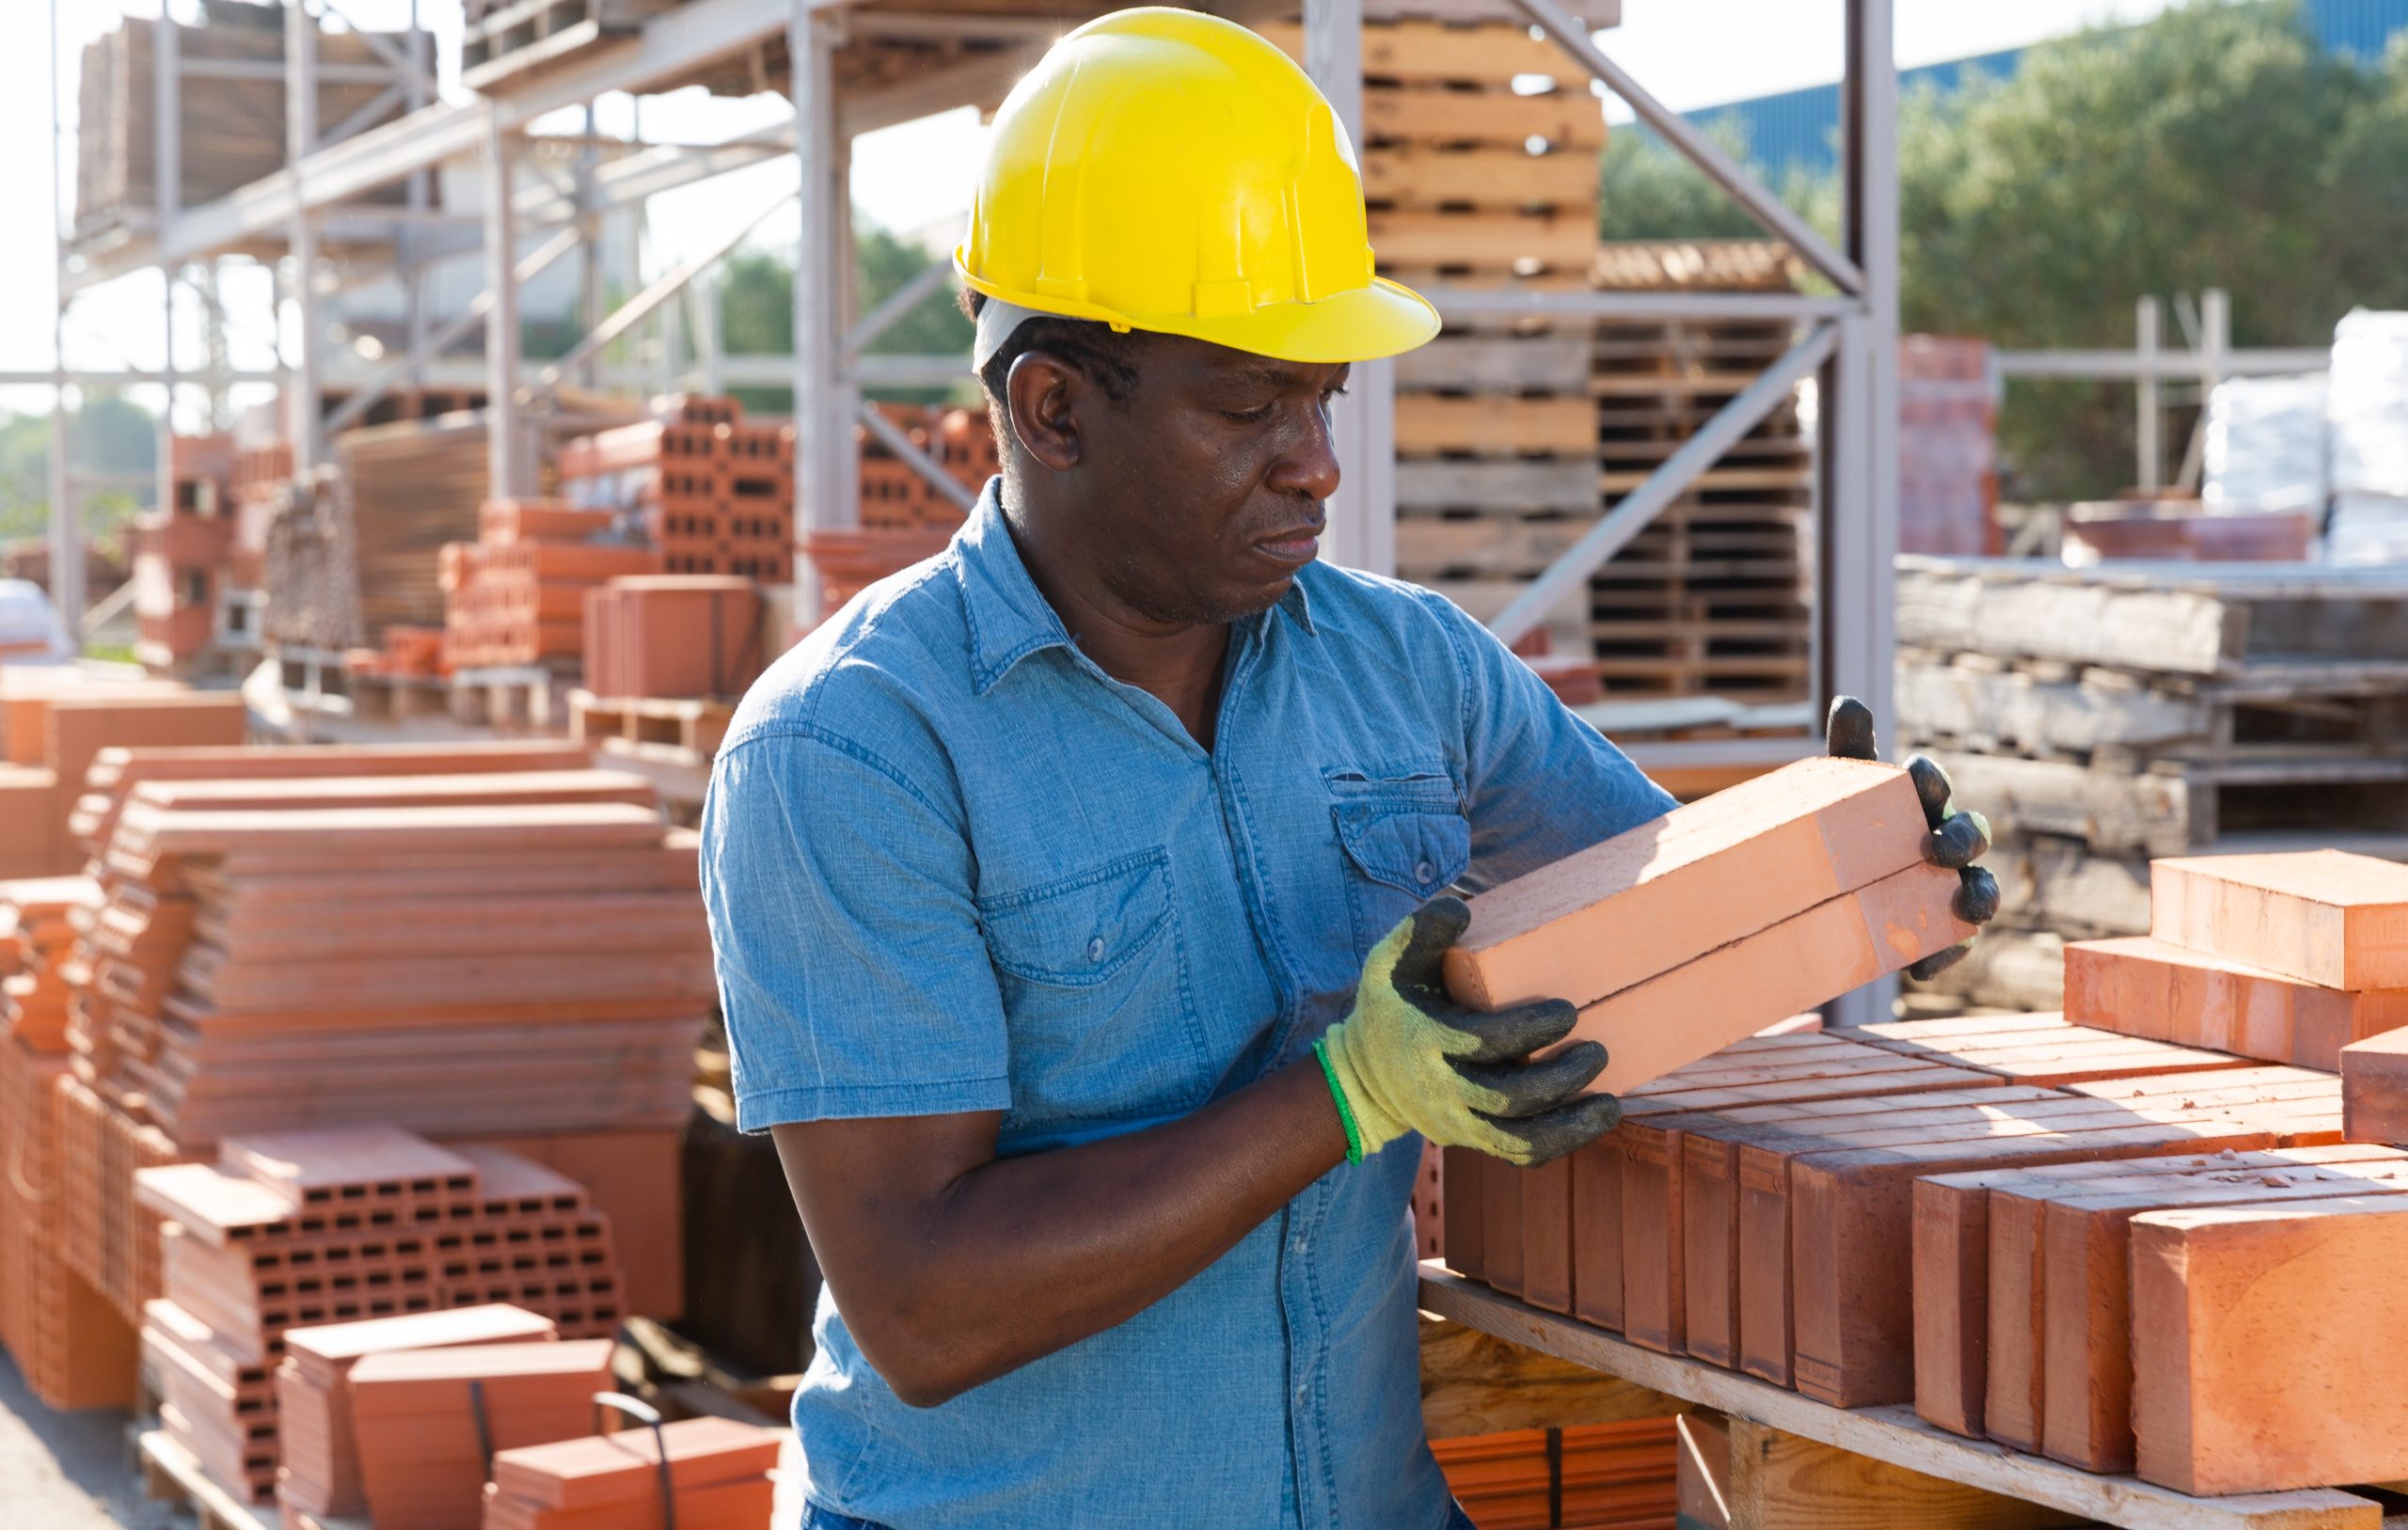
xmin=951 ymin=480 xmax=1318 ymax=697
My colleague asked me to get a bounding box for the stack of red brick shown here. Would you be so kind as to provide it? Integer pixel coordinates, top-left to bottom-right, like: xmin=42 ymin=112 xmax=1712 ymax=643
xmin=30 ymin=741 xmax=693 ymax=1414
xmin=808 ymin=403 xmax=996 ymax=622
xmin=0 ymin=677 xmax=247 ymax=875
xmin=481 ymin=1415 xmax=785 ymax=1530
xmin=0 ymin=875 xmax=135 ymax=1411
xmin=581 ymin=576 xmax=763 ymax=702
xmin=1432 ymin=1422 xmax=1677 ymax=1530
xmin=558 ymin=395 xmax=795 ymax=583
xmin=440 ymin=498 xmax=661 ymax=670
xmin=138 ymin=1123 xmax=627 ymax=1505
xmin=130 ymin=434 xmax=236 ymax=670
xmin=350 ymin=1337 xmax=619 ymax=1528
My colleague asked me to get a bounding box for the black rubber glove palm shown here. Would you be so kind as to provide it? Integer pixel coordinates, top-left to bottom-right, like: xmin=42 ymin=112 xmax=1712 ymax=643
xmin=1826 ymin=696 xmax=1999 ymax=980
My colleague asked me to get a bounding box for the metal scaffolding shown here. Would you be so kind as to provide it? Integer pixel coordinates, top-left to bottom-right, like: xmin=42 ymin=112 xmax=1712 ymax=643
xmin=45 ymin=0 xmax=1903 ymax=1017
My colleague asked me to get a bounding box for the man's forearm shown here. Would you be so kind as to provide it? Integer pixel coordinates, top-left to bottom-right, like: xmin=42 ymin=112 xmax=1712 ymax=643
xmin=775 ymin=1059 xmax=1349 ymax=1407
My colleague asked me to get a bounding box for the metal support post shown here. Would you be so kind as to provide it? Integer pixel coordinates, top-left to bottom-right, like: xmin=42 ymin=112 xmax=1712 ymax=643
xmin=156 ymin=8 xmax=183 ymax=527
xmin=1304 ymin=0 xmax=1395 ymax=574
xmin=1826 ymin=0 xmax=1901 ymax=1027
xmin=404 ymin=4 xmax=431 ymax=390
xmin=46 ymin=0 xmax=82 ymax=637
xmin=2176 ymin=288 xmax=2228 ymax=494
xmin=2136 ymin=296 xmax=2162 ymax=494
xmin=484 ymin=103 xmax=527 ymax=497
xmin=578 ymin=103 xmax=604 ymax=390
xmin=286 ymin=0 xmax=325 ymax=471
xmin=537 ymin=189 xmax=799 ymax=391
xmin=699 ymin=277 xmax=724 ymax=397
xmin=792 ymin=0 xmax=851 ymax=569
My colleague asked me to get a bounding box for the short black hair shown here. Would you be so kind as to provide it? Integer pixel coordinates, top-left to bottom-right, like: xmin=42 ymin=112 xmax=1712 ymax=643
xmin=961 ymin=288 xmax=1144 ymax=408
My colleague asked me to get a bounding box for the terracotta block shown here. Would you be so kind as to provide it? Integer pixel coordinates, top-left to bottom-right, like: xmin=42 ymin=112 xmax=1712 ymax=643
xmin=1445 ymin=756 xmax=1929 ymax=1011
xmin=486 ymin=1415 xmax=781 ymax=1509
xmin=466 ymin=1130 xmax=680 ymax=1319
xmin=221 ymin=1125 xmax=482 ymax=1212
xmin=0 ymin=767 xmax=64 ymax=876
xmin=2067 ymin=935 xmax=2408 ymax=1068
xmin=1518 ymin=1152 xmax=1574 ymax=1313
xmin=1480 ymin=1155 xmax=1526 ymax=1297
xmin=1845 ymin=1013 xmax=2256 ymax=1086
xmin=2150 ymin=850 xmax=2408 ymax=990
xmin=1568 ymin=864 xmax=1972 ymax=1096
xmin=1440 ymin=1145 xmax=1484 ymax=1278
xmin=2342 ymin=1030 xmax=2408 ymax=1144
xmin=2131 ymin=1195 xmax=2408 ymax=1493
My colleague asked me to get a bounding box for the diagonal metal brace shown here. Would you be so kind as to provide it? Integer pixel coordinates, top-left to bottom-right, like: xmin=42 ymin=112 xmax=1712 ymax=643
xmin=1506 ymin=0 xmax=1865 ymax=297
xmin=1485 ymin=321 xmax=1840 ymax=649
xmin=858 ymin=400 xmax=979 ymax=515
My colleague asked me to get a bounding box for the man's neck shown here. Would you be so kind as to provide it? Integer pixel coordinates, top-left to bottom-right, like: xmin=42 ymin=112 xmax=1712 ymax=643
xmin=1005 ymin=509 xmax=1231 ymax=749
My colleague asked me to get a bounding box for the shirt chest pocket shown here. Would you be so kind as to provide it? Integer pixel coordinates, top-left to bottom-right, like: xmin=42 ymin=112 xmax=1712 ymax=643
xmin=974 ymin=848 xmax=1212 ymax=1133
xmin=1328 ymin=767 xmax=1472 ymax=959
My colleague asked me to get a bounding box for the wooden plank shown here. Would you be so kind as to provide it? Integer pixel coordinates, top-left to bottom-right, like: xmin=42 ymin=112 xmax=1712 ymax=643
xmin=1259 ymin=20 xmax=1591 ymax=87
xmin=1362 ymin=145 xmax=1599 ymax=213
xmin=1368 ymin=209 xmax=1598 ymax=270
xmin=1394 ymin=458 xmax=1597 ymax=514
xmin=1418 ymin=1314 xmax=1680 ymax=1439
xmin=1395 ymin=393 xmax=1597 ymax=455
xmin=1918 ymin=751 xmax=2194 ymax=857
xmin=1398 ymin=515 xmax=1600 ymax=578
xmin=1394 ymin=332 xmax=1593 ymax=394
xmin=1362 ymin=87 xmax=1608 ymax=149
xmin=1897 ymin=662 xmax=2214 ymax=755
xmin=1418 ymin=1269 xmax=2383 ymax=1530
xmin=1722 ymin=1416 xmax=2082 ymax=1530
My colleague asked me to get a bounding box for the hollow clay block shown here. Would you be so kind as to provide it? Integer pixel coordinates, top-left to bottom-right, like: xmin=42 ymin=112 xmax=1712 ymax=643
xmin=1444 ymin=757 xmax=1930 ymax=1011
xmin=2131 ymin=1195 xmax=2408 ymax=1494
xmin=2342 ymin=1031 xmax=2408 ymax=1145
xmin=2067 ymin=934 xmax=2408 ymax=1069
xmin=1569 ymin=863 xmax=1974 ymax=1097
xmin=2149 ymin=851 xmax=2408 ymax=991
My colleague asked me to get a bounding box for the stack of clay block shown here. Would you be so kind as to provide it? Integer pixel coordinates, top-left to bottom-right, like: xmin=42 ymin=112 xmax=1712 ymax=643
xmin=351 ymin=1338 xmax=618 ymax=1528
xmin=279 ymin=1303 xmax=561 ymax=1522
xmin=558 ymin=396 xmax=795 ymax=583
xmin=2065 ymin=850 xmax=2408 ymax=1069
xmin=1440 ymin=755 xmax=1975 ymax=1093
xmin=0 ymin=875 xmax=137 ymax=1409
xmin=138 ymin=1125 xmax=626 ymax=1503
xmin=1431 ymin=1420 xmax=1677 ymax=1530
xmin=1444 ymin=1017 xmax=2335 ymax=1409
xmin=856 ymin=403 xmax=988 ymax=532
xmin=581 ymin=576 xmax=764 ymax=701
xmin=50 ymin=742 xmax=694 ymax=1332
xmin=132 ymin=434 xmax=236 ymax=671
xmin=0 ymin=676 xmax=246 ymax=875
xmin=481 ymin=1415 xmax=786 ymax=1530
xmin=440 ymin=499 xmax=661 ymax=670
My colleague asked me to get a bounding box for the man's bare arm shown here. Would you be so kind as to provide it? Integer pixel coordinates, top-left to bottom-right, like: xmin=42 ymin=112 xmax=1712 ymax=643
xmin=770 ymin=1061 xmax=1345 ymax=1408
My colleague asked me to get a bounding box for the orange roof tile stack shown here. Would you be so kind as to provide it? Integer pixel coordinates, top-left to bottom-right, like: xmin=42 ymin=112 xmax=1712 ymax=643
xmin=280 ymin=1303 xmax=561 ymax=1521
xmin=481 ymin=1416 xmax=784 ymax=1530
xmin=0 ymin=874 xmax=139 ymax=1410
xmin=349 ymin=1338 xmax=618 ymax=1529
xmin=138 ymin=1125 xmax=628 ymax=1505
xmin=44 ymin=743 xmax=694 ymax=1333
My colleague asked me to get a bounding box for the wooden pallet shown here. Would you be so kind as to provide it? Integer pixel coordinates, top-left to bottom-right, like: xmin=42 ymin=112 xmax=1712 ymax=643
xmin=142 ymin=1427 xmax=357 ymax=1530
xmin=460 ymin=0 xmax=682 ymax=93
xmin=568 ymin=689 xmax=735 ymax=757
xmin=1420 ymin=1269 xmax=2388 ymax=1530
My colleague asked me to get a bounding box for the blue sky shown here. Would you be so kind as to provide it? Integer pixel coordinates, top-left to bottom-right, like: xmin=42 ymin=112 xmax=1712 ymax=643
xmin=0 ymin=0 xmax=2181 ymax=420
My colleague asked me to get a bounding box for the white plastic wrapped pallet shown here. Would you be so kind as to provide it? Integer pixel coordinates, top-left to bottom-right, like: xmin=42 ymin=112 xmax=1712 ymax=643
xmin=2327 ymin=309 xmax=2408 ymax=563
xmin=2201 ymin=372 xmax=2328 ymax=515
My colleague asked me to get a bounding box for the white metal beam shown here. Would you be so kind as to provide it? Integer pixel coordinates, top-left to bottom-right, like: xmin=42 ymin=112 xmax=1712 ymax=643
xmin=1306 ymin=0 xmax=1395 ymax=575
xmin=1422 ymin=288 xmax=1860 ymax=324
xmin=859 ymin=400 xmax=979 ymax=515
xmin=484 ymin=105 xmax=527 ymax=498
xmin=286 ymin=0 xmax=325 ymax=473
xmin=793 ymin=2 xmax=852 ymax=559
xmin=325 ymin=226 xmax=581 ymax=434
xmin=537 ymin=188 xmax=800 ymax=391
xmin=2136 ymin=296 xmax=2162 ymax=493
xmin=846 ymin=260 xmax=954 ymax=358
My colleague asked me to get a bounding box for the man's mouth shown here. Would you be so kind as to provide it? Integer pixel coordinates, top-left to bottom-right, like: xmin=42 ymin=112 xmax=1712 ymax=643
xmin=1251 ymin=527 xmax=1323 ymax=565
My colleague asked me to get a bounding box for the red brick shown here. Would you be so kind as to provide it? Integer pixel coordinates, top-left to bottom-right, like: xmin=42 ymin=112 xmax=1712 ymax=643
xmin=2342 ymin=1030 xmax=2408 ymax=1144
xmin=2067 ymin=935 xmax=2408 ymax=1068
xmin=2150 ymin=850 xmax=2408 ymax=990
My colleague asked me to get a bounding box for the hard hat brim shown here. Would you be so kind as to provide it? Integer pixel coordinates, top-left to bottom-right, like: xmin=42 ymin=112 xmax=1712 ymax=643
xmin=960 ymin=260 xmax=1442 ymax=367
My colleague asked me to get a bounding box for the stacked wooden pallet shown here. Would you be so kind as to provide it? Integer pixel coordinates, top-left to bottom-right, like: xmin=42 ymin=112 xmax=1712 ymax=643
xmin=559 ymin=396 xmax=794 ymax=583
xmin=1894 ymin=556 xmax=2408 ymax=1012
xmin=1258 ymin=15 xmax=1608 ymax=658
xmin=74 ymin=8 xmax=420 ymax=239
xmin=0 ymin=876 xmax=137 ymax=1412
xmin=1581 ymin=242 xmax=1814 ymax=702
xmin=139 ymin=1126 xmax=625 ymax=1504
xmin=460 ymin=0 xmax=682 ymax=94
xmin=48 ymin=742 xmax=693 ymax=1344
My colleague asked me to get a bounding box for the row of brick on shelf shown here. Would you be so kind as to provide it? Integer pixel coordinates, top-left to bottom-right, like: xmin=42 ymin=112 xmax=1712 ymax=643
xmin=1433 ymin=821 xmax=2408 ymax=1500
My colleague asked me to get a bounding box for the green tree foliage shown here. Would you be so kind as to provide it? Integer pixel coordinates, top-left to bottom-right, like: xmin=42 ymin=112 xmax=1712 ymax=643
xmin=1596 ymin=1 xmax=2408 ymax=499
xmin=1596 ymin=120 xmax=1779 ymax=243
xmin=0 ymin=394 xmax=158 ymax=546
xmin=715 ymin=224 xmax=975 ymax=415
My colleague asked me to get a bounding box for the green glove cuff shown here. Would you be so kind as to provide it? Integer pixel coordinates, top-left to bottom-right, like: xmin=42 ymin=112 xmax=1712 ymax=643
xmin=1313 ymin=1038 xmax=1367 ymax=1166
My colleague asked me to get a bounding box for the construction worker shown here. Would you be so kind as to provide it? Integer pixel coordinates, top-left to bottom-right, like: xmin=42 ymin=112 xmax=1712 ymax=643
xmin=700 ymin=11 xmax=1995 ymax=1527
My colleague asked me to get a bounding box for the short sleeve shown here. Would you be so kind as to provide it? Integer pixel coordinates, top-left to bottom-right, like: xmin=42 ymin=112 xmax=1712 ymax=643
xmin=700 ymin=730 xmax=1012 ymax=1131
xmin=1418 ymin=592 xmax=1679 ymax=891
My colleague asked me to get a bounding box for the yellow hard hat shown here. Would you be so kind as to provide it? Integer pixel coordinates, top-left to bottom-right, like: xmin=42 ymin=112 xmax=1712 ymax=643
xmin=955 ymin=7 xmax=1439 ymax=365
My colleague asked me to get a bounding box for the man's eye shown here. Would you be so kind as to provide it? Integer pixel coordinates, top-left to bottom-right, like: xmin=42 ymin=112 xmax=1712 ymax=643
xmin=1223 ymin=402 xmax=1275 ymax=422
xmin=1323 ymin=385 xmax=1349 ymax=402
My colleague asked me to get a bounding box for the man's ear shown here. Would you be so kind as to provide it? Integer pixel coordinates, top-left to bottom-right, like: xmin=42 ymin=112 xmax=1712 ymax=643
xmin=1004 ymin=352 xmax=1083 ymax=474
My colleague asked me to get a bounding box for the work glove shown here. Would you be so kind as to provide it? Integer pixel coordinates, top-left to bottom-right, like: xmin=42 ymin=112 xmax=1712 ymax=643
xmin=1315 ymin=898 xmax=1621 ymax=1169
xmin=1825 ymin=696 xmax=2000 ymax=980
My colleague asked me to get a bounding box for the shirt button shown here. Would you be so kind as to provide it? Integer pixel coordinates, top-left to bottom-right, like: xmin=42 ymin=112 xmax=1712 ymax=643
xmin=1086 ymin=937 xmax=1105 ymax=962
xmin=1415 ymin=860 xmax=1435 ymax=885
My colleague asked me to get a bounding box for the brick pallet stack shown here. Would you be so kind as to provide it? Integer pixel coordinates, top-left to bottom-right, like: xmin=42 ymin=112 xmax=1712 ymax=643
xmin=51 ymin=742 xmax=694 ymax=1343
xmin=559 ymin=396 xmax=794 ymax=583
xmin=0 ymin=677 xmax=248 ymax=876
xmin=132 ymin=434 xmax=237 ymax=672
xmin=1894 ymin=556 xmax=2408 ymax=1013
xmin=1581 ymin=242 xmax=1815 ymax=702
xmin=1257 ymin=10 xmax=1609 ymax=662
xmin=806 ymin=403 xmax=995 ymax=622
xmin=0 ymin=875 xmax=135 ymax=1410
xmin=138 ymin=1126 xmax=626 ymax=1505
xmin=480 ymin=1415 xmax=786 ymax=1530
xmin=441 ymin=497 xmax=661 ymax=670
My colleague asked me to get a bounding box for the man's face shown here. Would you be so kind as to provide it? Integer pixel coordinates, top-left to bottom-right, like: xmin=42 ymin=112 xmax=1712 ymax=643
xmin=1020 ymin=336 xmax=1349 ymax=627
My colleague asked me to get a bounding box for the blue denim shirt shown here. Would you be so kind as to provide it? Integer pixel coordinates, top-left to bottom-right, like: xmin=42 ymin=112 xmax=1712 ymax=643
xmin=699 ymin=482 xmax=1673 ymax=1530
